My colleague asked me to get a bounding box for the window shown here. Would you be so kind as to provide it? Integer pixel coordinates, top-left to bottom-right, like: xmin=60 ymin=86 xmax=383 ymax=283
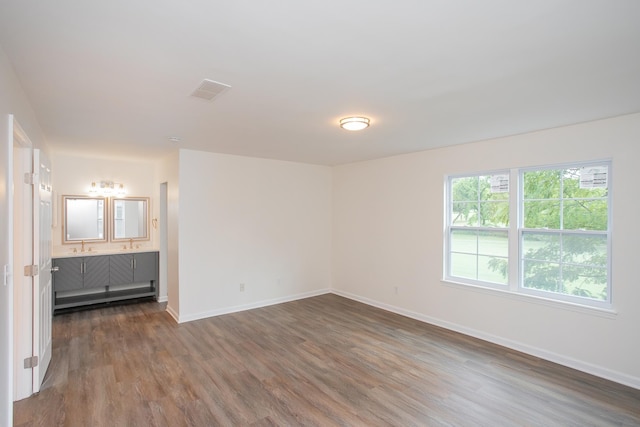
xmin=447 ymin=173 xmax=510 ymax=286
xmin=445 ymin=161 xmax=611 ymax=308
xmin=520 ymin=165 xmax=610 ymax=304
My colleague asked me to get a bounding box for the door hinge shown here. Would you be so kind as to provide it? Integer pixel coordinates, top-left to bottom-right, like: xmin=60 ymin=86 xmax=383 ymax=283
xmin=24 ymin=356 xmax=39 ymax=369
xmin=3 ymin=265 xmax=9 ymax=287
xmin=24 ymin=265 xmax=39 ymax=277
xmin=23 ymin=172 xmax=38 ymax=185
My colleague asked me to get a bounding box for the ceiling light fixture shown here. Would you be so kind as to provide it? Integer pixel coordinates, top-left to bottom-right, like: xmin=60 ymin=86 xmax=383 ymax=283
xmin=339 ymin=116 xmax=370 ymax=131
xmin=168 ymin=136 xmax=181 ymax=143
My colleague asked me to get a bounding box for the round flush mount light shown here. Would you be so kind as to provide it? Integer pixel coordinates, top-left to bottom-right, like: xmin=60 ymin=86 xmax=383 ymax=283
xmin=168 ymin=136 xmax=181 ymax=143
xmin=339 ymin=116 xmax=370 ymax=131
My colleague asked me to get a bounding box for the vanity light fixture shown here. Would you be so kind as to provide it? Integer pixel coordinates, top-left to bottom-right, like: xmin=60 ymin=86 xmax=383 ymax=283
xmin=101 ymin=181 xmax=114 ymax=195
xmin=88 ymin=181 xmax=125 ymax=196
xmin=339 ymin=116 xmax=370 ymax=131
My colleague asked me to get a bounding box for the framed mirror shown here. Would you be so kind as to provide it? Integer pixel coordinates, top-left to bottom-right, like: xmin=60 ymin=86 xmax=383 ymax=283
xmin=63 ymin=195 xmax=107 ymax=243
xmin=111 ymin=197 xmax=149 ymax=241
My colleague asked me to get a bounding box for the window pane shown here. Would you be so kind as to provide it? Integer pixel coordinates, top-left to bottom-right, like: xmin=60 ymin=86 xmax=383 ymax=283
xmin=522 ymin=233 xmax=560 ymax=262
xmin=478 ymin=230 xmax=508 ymax=284
xmin=485 ymin=189 xmax=509 ymax=202
xmin=523 ymin=260 xmax=560 ymax=292
xmin=479 ymin=175 xmax=509 ymax=202
xmin=452 ymin=202 xmax=478 ymax=226
xmin=452 ymin=177 xmax=478 ymax=202
xmin=562 ymin=234 xmax=607 ymax=267
xmin=523 ymin=201 xmax=560 ymax=228
xmin=479 ymin=201 xmax=509 ymax=227
xmin=523 ymin=170 xmax=561 ymax=199
xmin=562 ymin=265 xmax=607 ymax=301
xmin=451 ymin=253 xmax=477 ymax=280
xmin=478 ymin=255 xmax=508 ymax=284
xmin=563 ymin=200 xmax=608 ymax=231
xmin=450 ymin=230 xmax=508 ymax=285
xmin=451 ymin=230 xmax=477 ymax=253
xmin=478 ymin=231 xmax=508 ymax=257
xmin=563 ymin=167 xmax=608 ymax=199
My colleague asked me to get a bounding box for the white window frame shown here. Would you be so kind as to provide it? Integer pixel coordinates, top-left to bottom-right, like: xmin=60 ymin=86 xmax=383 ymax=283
xmin=444 ymin=170 xmax=511 ymax=289
xmin=517 ymin=161 xmax=612 ymax=308
xmin=444 ymin=161 xmax=612 ymax=310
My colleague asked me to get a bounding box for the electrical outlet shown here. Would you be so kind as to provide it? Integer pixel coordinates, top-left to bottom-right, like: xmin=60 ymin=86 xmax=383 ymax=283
xmin=240 ymin=283 xmax=245 ymax=292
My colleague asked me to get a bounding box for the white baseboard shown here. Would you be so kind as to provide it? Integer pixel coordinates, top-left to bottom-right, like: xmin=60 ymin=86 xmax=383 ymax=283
xmin=157 ymin=295 xmax=168 ymax=303
xmin=331 ymin=289 xmax=640 ymax=391
xmin=176 ymin=288 xmax=332 ymax=323
xmin=165 ymin=304 xmax=179 ymax=323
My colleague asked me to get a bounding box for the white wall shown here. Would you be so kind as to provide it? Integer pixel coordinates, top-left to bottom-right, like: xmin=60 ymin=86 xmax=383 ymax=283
xmin=176 ymin=150 xmax=332 ymax=322
xmin=50 ymin=152 xmax=160 ymax=256
xmin=332 ymin=113 xmax=640 ymax=389
xmin=0 ymin=43 xmax=48 ymax=427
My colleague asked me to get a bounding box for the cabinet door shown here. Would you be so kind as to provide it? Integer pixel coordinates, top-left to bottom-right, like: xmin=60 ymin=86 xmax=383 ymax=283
xmin=52 ymin=258 xmax=84 ymax=291
xmin=133 ymin=252 xmax=158 ymax=283
xmin=83 ymin=255 xmax=110 ymax=289
xmin=109 ymin=254 xmax=134 ymax=286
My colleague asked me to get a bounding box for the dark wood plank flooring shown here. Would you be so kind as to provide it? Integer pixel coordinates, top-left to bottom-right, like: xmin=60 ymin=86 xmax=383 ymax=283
xmin=13 ymin=294 xmax=640 ymax=426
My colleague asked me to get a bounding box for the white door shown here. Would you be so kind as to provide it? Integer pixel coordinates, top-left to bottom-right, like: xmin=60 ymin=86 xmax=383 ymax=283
xmin=12 ymin=118 xmax=34 ymax=401
xmin=32 ymin=149 xmax=52 ymax=392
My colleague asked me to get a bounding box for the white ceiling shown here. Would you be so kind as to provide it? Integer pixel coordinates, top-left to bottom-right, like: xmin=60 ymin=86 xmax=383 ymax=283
xmin=1 ymin=0 xmax=639 ymax=165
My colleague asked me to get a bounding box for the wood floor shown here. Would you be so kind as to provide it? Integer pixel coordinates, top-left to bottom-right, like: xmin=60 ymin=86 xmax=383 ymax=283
xmin=13 ymin=294 xmax=640 ymax=426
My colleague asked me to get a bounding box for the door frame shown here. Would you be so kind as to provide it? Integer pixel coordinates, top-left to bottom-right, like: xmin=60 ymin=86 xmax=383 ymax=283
xmin=1 ymin=114 xmax=16 ymax=427
xmin=159 ymin=182 xmax=168 ymax=302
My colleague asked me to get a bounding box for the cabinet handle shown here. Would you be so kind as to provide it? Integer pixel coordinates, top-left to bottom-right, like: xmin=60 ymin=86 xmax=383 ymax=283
xmin=130 ymin=259 xmax=134 ymax=269
xmin=133 ymin=259 xmax=137 ymax=269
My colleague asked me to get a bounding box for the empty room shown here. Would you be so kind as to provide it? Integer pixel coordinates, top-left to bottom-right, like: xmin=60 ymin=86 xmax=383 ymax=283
xmin=1 ymin=1 xmax=639 ymax=426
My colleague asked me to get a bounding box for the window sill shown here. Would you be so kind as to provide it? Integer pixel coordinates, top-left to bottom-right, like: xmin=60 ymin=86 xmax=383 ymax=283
xmin=441 ymin=279 xmax=618 ymax=319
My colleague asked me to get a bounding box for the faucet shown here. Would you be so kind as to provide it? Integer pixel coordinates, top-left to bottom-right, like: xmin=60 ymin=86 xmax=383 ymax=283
xmin=129 ymin=238 xmax=133 ymax=249
xmin=81 ymin=240 xmax=85 ymax=252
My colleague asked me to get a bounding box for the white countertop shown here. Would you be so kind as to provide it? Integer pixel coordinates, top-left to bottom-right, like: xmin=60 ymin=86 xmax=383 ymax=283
xmin=53 ymin=247 xmax=159 ymax=258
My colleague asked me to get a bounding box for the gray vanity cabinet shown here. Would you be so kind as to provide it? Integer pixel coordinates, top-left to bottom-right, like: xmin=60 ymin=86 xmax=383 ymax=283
xmin=133 ymin=252 xmax=158 ymax=282
xmin=51 ymin=258 xmax=83 ymax=291
xmin=52 ymin=255 xmax=110 ymax=291
xmin=53 ymin=251 xmax=158 ymax=312
xmin=84 ymin=256 xmax=111 ymax=288
xmin=109 ymin=252 xmax=157 ymax=285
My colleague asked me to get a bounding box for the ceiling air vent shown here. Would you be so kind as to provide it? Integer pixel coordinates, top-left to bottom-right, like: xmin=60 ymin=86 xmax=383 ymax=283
xmin=190 ymin=79 xmax=231 ymax=101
